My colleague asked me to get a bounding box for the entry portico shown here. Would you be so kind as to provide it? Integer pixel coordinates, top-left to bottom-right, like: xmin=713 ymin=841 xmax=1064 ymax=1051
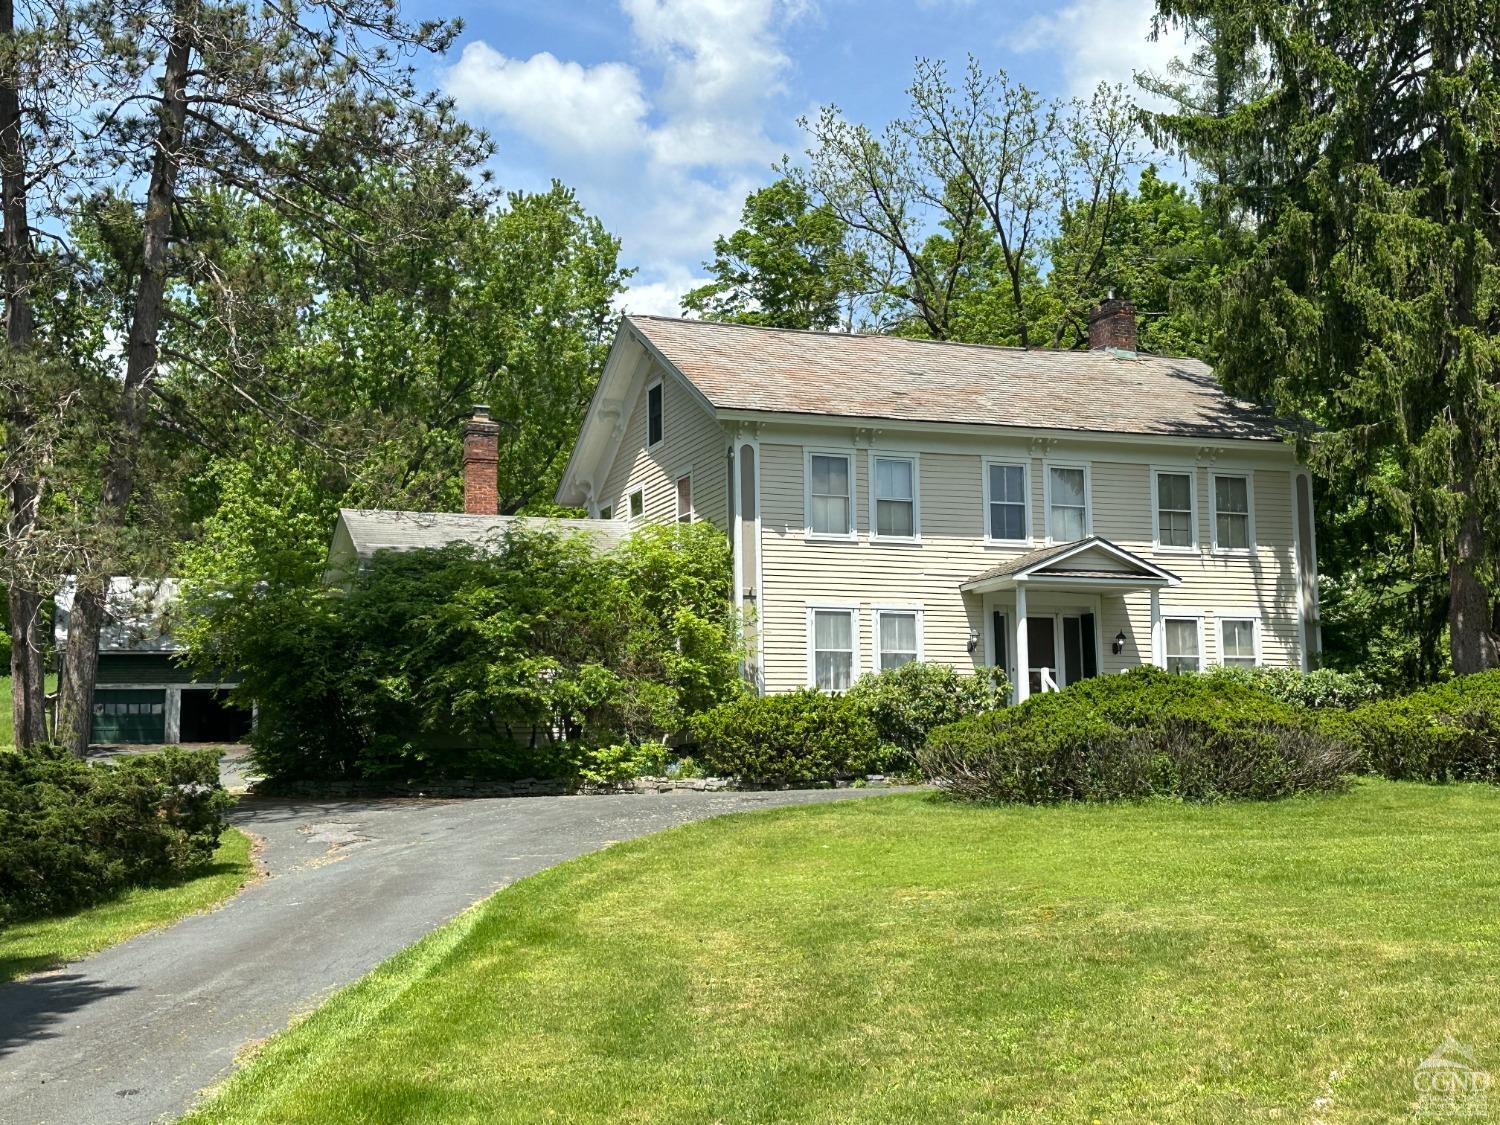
xmin=961 ymin=537 xmax=1181 ymax=702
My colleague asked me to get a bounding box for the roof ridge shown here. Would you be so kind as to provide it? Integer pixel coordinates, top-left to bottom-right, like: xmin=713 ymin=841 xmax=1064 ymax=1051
xmin=624 ymin=313 xmax=1198 ymax=365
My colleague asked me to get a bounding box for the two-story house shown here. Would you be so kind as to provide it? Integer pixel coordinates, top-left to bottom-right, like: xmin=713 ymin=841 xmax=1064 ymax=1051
xmin=555 ymin=300 xmax=1320 ymax=702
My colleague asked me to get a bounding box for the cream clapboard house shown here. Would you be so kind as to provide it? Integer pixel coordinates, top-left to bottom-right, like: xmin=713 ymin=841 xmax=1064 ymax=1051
xmin=558 ymin=300 xmax=1320 ymax=702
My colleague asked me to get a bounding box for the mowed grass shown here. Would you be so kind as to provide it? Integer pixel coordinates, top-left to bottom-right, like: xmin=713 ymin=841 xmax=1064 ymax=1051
xmin=0 ymin=828 xmax=256 ymax=982
xmin=186 ymin=781 xmax=1500 ymax=1123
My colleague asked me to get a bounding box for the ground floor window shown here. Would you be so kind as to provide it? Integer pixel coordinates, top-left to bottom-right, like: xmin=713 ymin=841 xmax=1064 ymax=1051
xmin=1220 ymin=619 xmax=1258 ymax=668
xmin=1163 ymin=617 xmax=1203 ymax=675
xmin=810 ymin=608 xmax=856 ymax=691
xmin=875 ymin=609 xmax=919 ymax=671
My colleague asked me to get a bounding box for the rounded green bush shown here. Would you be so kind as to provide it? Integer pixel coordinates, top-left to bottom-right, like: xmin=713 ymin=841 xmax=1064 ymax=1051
xmin=689 ymin=689 xmax=879 ymax=784
xmin=1341 ymin=671 xmax=1500 ymax=782
xmin=844 ymin=662 xmax=1008 ymax=774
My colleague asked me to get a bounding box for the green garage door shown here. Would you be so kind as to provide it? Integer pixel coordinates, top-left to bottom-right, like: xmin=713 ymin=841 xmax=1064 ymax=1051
xmin=92 ymin=689 xmax=167 ymax=744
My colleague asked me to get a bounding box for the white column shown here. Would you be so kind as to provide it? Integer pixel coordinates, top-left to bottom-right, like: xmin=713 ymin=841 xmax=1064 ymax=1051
xmin=1014 ymin=583 xmax=1029 ymax=702
xmin=1149 ymin=588 xmax=1162 ymax=668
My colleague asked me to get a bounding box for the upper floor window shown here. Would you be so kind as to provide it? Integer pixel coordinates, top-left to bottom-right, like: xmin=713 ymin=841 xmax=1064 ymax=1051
xmin=1047 ymin=465 xmax=1089 ymax=542
xmin=872 ymin=455 xmax=917 ymax=539
xmin=875 ymin=609 xmax=920 ymax=671
xmin=1212 ymin=474 xmax=1252 ymax=551
xmin=810 ymin=608 xmax=855 ymax=691
xmin=1163 ymin=617 xmax=1202 ymax=675
xmin=1154 ymin=470 xmax=1195 ymax=550
xmin=675 ymin=473 xmax=693 ymax=524
xmin=1220 ymin=619 xmax=1258 ymax=667
xmin=807 ymin=452 xmax=853 ymax=537
xmin=647 ymin=382 xmax=664 ymax=447
xmin=986 ymin=462 xmax=1027 ymax=542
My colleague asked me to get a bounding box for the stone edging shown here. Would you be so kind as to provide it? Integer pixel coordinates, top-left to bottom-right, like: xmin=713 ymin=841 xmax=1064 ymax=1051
xmin=249 ymin=775 xmax=897 ymax=800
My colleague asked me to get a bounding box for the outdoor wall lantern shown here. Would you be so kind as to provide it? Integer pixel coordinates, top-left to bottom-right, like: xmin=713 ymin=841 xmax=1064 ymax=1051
xmin=967 ymin=629 xmax=980 ymax=654
xmin=1113 ymin=630 xmax=1128 ymax=655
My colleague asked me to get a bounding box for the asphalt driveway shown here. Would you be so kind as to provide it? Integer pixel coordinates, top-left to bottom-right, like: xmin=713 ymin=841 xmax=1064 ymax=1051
xmin=0 ymin=786 xmax=897 ymax=1125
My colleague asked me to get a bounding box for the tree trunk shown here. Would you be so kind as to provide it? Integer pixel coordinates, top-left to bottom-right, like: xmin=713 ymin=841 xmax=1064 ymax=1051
xmin=1450 ymin=512 xmax=1500 ymax=675
xmin=0 ymin=0 xmax=48 ymax=746
xmin=55 ymin=2 xmax=194 ymax=756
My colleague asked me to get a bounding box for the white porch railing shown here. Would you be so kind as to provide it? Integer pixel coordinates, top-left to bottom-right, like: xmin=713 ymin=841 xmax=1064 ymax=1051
xmin=1039 ymin=667 xmax=1060 ymax=693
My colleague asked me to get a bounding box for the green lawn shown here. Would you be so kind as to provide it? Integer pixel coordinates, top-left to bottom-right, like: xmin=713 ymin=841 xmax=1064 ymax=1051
xmin=185 ymin=781 xmax=1500 ymax=1123
xmin=0 ymin=828 xmax=256 ymax=982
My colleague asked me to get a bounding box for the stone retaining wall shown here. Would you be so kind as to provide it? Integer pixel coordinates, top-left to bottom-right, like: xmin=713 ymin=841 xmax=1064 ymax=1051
xmin=249 ymin=775 xmax=896 ymax=800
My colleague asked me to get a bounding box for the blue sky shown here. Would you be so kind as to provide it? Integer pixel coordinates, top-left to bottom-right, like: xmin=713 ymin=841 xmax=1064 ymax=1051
xmin=407 ymin=0 xmax=1185 ymax=313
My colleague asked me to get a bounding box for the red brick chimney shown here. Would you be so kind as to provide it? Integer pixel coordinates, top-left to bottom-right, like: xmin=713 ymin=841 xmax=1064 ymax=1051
xmin=463 ymin=405 xmax=500 ymax=515
xmin=1087 ymin=295 xmax=1138 ymax=353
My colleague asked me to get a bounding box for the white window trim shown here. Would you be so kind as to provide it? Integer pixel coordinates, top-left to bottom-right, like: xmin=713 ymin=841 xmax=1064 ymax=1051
xmin=1043 ymin=461 xmax=1092 ymax=545
xmin=1150 ymin=466 xmax=1199 ymax=554
xmin=1216 ymin=614 xmax=1264 ymax=667
xmin=804 ymin=448 xmax=857 ymax=542
xmin=806 ymin=603 xmax=860 ymax=692
xmin=1158 ymin=613 xmax=1206 ymax=673
xmin=1209 ymin=471 xmax=1256 ymax=554
xmin=982 ymin=458 xmax=1032 ymax=546
xmin=674 ymin=467 xmax=694 ymax=524
xmin=872 ymin=605 xmax=924 ymax=673
xmin=645 ymin=379 xmax=664 ymax=449
xmin=627 ymin=487 xmax=645 ymax=524
xmin=868 ymin=451 xmax=921 ymax=543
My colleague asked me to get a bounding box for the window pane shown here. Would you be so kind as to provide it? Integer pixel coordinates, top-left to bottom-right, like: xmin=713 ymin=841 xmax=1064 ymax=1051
xmin=990 ymin=463 xmax=1024 ymax=504
xmin=814 ymin=610 xmax=851 ymax=651
xmin=811 ymin=495 xmax=850 ymax=535
xmin=1157 ymin=472 xmax=1191 ymax=512
xmin=1159 ymin=509 xmax=1193 ymax=548
xmin=880 ymin=613 xmax=917 ymax=652
xmin=1164 ymin=619 xmax=1200 ymax=675
xmin=811 ymin=454 xmax=848 ymax=497
xmin=990 ymin=502 xmax=1025 ymax=541
xmin=876 ymin=499 xmax=914 ymax=537
xmin=1052 ymin=505 xmax=1086 ymax=541
xmin=1217 ymin=512 xmax=1250 ymax=550
xmin=1050 ymin=466 xmax=1085 ymax=508
xmin=1215 ymin=475 xmax=1248 ymax=514
xmin=875 ymin=458 xmax=912 ymax=501
xmin=1222 ymin=620 xmax=1255 ymax=662
xmin=647 ymin=384 xmax=663 ymax=445
xmin=629 ymin=491 xmax=644 ymax=518
xmin=676 ymin=475 xmax=692 ymax=523
xmin=815 ymin=651 xmax=853 ymax=691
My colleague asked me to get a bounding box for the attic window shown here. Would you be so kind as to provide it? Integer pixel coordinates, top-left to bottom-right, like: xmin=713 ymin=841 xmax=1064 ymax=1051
xmin=647 ymin=383 xmax=663 ymax=447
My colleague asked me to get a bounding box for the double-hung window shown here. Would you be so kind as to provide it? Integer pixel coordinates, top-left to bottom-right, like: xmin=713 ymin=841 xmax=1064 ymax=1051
xmin=1213 ymin=474 xmax=1252 ymax=551
xmin=810 ymin=608 xmax=856 ymax=691
xmin=1220 ymin=619 xmax=1258 ymax=668
xmin=875 ymin=609 xmax=920 ymax=671
xmin=1155 ymin=471 xmax=1195 ymax=550
xmin=646 ymin=382 xmax=663 ymax=447
xmin=872 ymin=456 xmax=917 ymax=539
xmin=1163 ymin=618 xmax=1203 ymax=675
xmin=1047 ymin=465 xmax=1088 ymax=542
xmin=987 ymin=462 xmax=1027 ymax=542
xmin=808 ymin=453 xmax=853 ymax=537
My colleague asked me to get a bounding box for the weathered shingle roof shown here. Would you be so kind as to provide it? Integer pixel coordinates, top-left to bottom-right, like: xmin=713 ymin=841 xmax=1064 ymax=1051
xmin=333 ymin=509 xmax=629 ymax=564
xmin=629 ymin=315 xmax=1282 ymax=441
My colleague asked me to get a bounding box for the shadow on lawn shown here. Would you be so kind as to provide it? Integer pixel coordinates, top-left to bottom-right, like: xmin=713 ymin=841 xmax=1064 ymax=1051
xmin=0 ymin=972 xmax=135 ymax=1057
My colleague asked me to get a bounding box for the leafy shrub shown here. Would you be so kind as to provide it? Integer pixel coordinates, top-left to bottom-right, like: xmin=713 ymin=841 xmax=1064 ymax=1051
xmin=577 ymin=742 xmax=672 ymax=786
xmin=183 ymin=521 xmax=746 ymax=786
xmin=919 ymin=667 xmax=1357 ymax=804
xmin=1338 ymin=672 xmax=1500 ymax=782
xmin=845 ymin=662 xmax=1008 ymax=774
xmin=690 ymin=690 xmax=879 ymax=784
xmin=0 ymin=745 xmax=232 ymax=925
xmin=1201 ymin=664 xmax=1382 ymax=710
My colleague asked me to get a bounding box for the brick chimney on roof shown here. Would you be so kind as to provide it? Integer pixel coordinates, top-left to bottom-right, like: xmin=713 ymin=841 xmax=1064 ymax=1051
xmin=463 ymin=405 xmax=500 ymax=515
xmin=1087 ymin=295 xmax=1138 ymax=354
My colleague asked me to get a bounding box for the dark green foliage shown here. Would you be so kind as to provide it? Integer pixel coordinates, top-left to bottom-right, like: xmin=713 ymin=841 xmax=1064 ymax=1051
xmin=689 ymin=690 xmax=879 ymax=784
xmin=0 ymin=745 xmax=232 ymax=925
xmin=1199 ymin=665 xmax=1382 ymax=710
xmin=215 ymin=523 xmax=743 ymax=787
xmin=919 ymin=668 xmax=1356 ymax=803
xmin=1337 ymin=672 xmax=1500 ymax=783
xmin=844 ymin=662 xmax=1009 ymax=774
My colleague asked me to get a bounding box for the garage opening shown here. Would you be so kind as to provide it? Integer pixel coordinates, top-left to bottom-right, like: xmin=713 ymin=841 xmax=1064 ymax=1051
xmin=179 ymin=689 xmax=253 ymax=743
xmin=92 ymin=689 xmax=167 ymax=744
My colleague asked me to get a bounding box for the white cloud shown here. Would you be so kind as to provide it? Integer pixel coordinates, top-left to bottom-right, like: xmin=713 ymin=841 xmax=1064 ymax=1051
xmin=442 ymin=43 xmax=649 ymax=154
xmin=1011 ymin=0 xmax=1188 ymax=104
xmin=443 ymin=1 xmax=806 ymax=315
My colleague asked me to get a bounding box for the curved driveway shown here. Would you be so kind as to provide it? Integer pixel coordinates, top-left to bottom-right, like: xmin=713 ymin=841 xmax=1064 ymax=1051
xmin=0 ymin=787 xmax=894 ymax=1125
